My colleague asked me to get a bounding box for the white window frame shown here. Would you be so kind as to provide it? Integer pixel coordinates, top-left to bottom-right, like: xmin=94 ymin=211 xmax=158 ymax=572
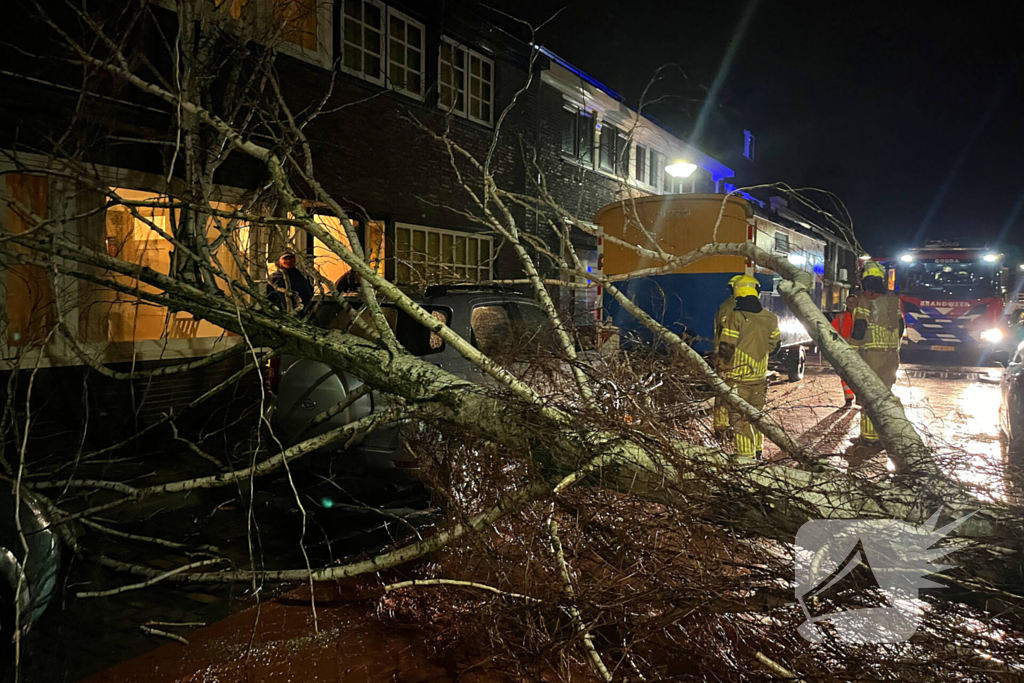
xmin=438 ymin=36 xmax=467 ymax=117
xmin=438 ymin=37 xmax=495 ymax=127
xmin=385 ymin=7 xmax=425 ymax=100
xmin=394 ymin=223 xmax=494 ymax=284
xmin=340 ymin=0 xmax=386 ymax=85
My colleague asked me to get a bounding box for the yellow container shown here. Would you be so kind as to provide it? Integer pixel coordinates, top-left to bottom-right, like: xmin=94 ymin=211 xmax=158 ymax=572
xmin=595 ymin=194 xmax=753 ymax=275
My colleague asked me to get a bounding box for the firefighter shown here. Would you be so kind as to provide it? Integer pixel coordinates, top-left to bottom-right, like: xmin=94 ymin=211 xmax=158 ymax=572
xmin=712 ymin=274 xmax=743 ymax=434
xmin=831 ymin=294 xmax=858 ymax=407
xmin=849 ymin=261 xmax=905 ymax=453
xmin=716 ymin=275 xmax=781 ymax=459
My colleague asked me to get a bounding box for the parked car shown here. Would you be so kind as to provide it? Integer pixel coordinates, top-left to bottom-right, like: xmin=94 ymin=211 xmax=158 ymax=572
xmin=265 ymin=285 xmax=559 ymax=474
xmin=0 ymin=487 xmax=61 ymax=653
xmin=999 ymin=338 xmax=1024 ymax=464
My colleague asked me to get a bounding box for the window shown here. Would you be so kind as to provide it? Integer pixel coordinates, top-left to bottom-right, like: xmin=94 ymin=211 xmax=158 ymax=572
xmin=212 ymin=0 xmax=331 ymax=66
xmin=310 ymin=214 xmax=385 ymax=285
xmin=774 ymin=231 xmax=790 ymax=253
xmin=635 ymin=144 xmax=647 ymax=183
xmin=4 ymin=173 xmax=54 ymax=347
xmin=649 ymin=149 xmax=663 ymax=190
xmin=514 ymin=303 xmax=560 ymax=355
xmin=439 ymin=38 xmax=494 ymax=124
xmin=100 ymin=189 xmax=246 ymax=343
xmin=322 ymin=302 xmax=448 ymax=355
xmin=274 ymin=0 xmax=319 ymax=51
xmin=394 ymin=224 xmax=493 ymax=285
xmin=599 ymin=124 xmax=629 ymax=175
xmin=342 ymin=0 xmax=384 ymax=82
xmin=387 ymin=8 xmax=424 ymax=97
xmin=560 ymin=106 xmax=594 ymax=165
xmin=744 ymin=129 xmax=756 ymax=161
xmin=471 ymin=305 xmax=512 ymax=355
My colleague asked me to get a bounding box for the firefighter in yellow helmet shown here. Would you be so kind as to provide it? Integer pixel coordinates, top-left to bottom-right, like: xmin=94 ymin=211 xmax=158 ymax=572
xmin=848 ymin=260 xmax=905 ymax=456
xmin=712 ymin=274 xmax=744 ymax=434
xmin=716 ymin=275 xmax=781 ymax=458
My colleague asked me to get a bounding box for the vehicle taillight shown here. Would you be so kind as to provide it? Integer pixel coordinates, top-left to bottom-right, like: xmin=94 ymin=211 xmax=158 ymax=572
xmin=264 ymin=356 xmax=281 ymax=394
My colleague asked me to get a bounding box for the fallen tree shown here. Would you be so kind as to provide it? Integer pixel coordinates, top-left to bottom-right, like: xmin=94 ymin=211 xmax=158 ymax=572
xmin=2 ymin=1 xmax=1023 ymax=680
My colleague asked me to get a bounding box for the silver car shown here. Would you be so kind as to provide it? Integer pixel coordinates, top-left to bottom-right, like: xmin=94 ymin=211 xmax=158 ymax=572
xmin=266 ymin=286 xmax=559 ymax=474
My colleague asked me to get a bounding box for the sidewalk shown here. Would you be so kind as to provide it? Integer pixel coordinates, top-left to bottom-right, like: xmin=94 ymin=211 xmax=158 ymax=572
xmin=81 ymin=579 xmax=503 ymax=683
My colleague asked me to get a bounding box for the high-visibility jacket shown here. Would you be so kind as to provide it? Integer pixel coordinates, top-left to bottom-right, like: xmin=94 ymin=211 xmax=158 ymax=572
xmin=852 ymin=291 xmax=903 ymax=350
xmin=831 ymin=310 xmax=854 ymax=339
xmin=714 ymin=296 xmax=736 ymax=345
xmin=719 ymin=305 xmax=781 ymax=384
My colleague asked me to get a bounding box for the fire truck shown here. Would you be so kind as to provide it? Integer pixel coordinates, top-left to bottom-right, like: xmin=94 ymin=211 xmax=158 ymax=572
xmin=880 ymin=241 xmax=1008 ymax=357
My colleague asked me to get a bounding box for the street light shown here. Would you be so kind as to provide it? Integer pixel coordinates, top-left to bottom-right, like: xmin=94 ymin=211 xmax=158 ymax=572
xmin=983 ymin=253 xmax=999 ymax=262
xmin=665 ymin=161 xmax=698 ymax=178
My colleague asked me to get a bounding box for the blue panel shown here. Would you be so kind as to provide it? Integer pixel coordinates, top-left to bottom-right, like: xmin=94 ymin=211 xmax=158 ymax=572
xmin=603 ymin=273 xmax=740 ymax=353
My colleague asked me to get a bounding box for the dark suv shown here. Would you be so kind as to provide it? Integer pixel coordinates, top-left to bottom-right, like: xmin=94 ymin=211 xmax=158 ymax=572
xmin=265 ymin=286 xmax=558 ymax=473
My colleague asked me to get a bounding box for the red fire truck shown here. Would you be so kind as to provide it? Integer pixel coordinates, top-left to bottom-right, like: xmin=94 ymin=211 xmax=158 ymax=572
xmin=880 ymin=242 xmax=1007 ymax=357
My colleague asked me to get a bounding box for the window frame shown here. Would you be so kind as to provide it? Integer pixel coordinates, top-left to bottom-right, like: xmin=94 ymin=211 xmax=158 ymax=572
xmin=437 ymin=37 xmax=495 ymax=126
xmin=393 ymin=223 xmax=494 ymax=285
xmin=340 ymin=0 xmax=386 ymax=85
xmin=635 ymin=144 xmax=647 ymax=183
xmin=560 ymin=103 xmax=595 ymax=168
xmin=385 ymin=6 xmax=425 ymax=100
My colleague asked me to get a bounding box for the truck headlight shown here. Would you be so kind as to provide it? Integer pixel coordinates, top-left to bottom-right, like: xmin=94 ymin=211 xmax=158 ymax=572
xmin=980 ymin=328 xmax=1004 ymax=343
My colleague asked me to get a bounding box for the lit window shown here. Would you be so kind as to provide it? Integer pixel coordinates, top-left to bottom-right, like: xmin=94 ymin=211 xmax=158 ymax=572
xmin=387 ymin=8 xmax=424 ymax=97
xmin=439 ymin=38 xmax=494 ymax=124
xmin=342 ymin=0 xmax=384 ymax=82
xmin=394 ymin=224 xmax=492 ymax=285
xmin=100 ymin=189 xmax=245 ymax=343
xmin=310 ymin=214 xmax=385 ymax=285
xmin=274 ymin=0 xmax=319 ymax=51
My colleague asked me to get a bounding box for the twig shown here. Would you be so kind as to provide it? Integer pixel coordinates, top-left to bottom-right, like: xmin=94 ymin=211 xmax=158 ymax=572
xmin=548 ymin=519 xmax=613 ymax=682
xmin=77 ymin=558 xmax=226 ymax=598
xmin=384 ymin=578 xmax=541 ymax=603
xmin=754 ymin=652 xmax=803 ymax=681
xmin=140 ymin=625 xmax=189 ymax=645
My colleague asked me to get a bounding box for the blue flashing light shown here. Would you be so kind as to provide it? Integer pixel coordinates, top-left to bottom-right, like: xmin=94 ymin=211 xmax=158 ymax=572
xmin=587 ymin=266 xmax=592 ymax=273
xmin=813 ymin=263 xmax=825 ymax=276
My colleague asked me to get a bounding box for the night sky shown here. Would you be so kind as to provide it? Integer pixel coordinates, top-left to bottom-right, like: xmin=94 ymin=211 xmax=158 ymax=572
xmin=488 ymin=0 xmax=1024 ymax=257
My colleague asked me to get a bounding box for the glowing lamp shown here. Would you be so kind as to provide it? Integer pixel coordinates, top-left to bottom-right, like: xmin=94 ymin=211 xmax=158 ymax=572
xmin=981 ymin=328 xmax=1004 ymax=343
xmin=983 ymin=253 xmax=999 ymax=262
xmin=665 ymin=161 xmax=698 ymax=178
xmin=900 ymin=254 xmax=914 ymax=263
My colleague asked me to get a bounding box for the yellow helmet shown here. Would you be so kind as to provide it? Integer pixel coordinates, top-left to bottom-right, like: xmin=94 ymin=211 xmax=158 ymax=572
xmin=728 ymin=274 xmax=743 ymax=286
xmin=861 ymin=260 xmax=886 ymax=279
xmin=732 ymin=274 xmax=760 ymax=298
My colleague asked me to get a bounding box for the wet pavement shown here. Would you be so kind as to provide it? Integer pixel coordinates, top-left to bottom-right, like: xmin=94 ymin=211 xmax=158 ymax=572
xmin=16 ymin=354 xmax=1013 ymax=682
xmin=764 ymin=354 xmax=1008 ymax=498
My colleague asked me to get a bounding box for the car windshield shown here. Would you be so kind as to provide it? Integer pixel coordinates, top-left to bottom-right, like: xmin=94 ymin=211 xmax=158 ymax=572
xmin=898 ymin=261 xmax=1000 ymax=298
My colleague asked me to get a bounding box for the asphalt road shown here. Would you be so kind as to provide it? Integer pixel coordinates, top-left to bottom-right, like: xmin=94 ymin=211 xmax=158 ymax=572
xmin=765 ymin=354 xmax=1010 ymax=500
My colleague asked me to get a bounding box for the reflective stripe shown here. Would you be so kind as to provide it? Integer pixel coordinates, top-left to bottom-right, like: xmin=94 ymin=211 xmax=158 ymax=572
xmin=861 ymin=413 xmax=879 ymax=442
xmin=726 ymin=348 xmax=769 ymax=383
xmin=721 ymin=328 xmax=740 ymax=339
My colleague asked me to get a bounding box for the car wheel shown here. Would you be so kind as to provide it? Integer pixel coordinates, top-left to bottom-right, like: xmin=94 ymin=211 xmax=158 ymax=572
xmin=787 ymin=346 xmax=806 ymax=383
